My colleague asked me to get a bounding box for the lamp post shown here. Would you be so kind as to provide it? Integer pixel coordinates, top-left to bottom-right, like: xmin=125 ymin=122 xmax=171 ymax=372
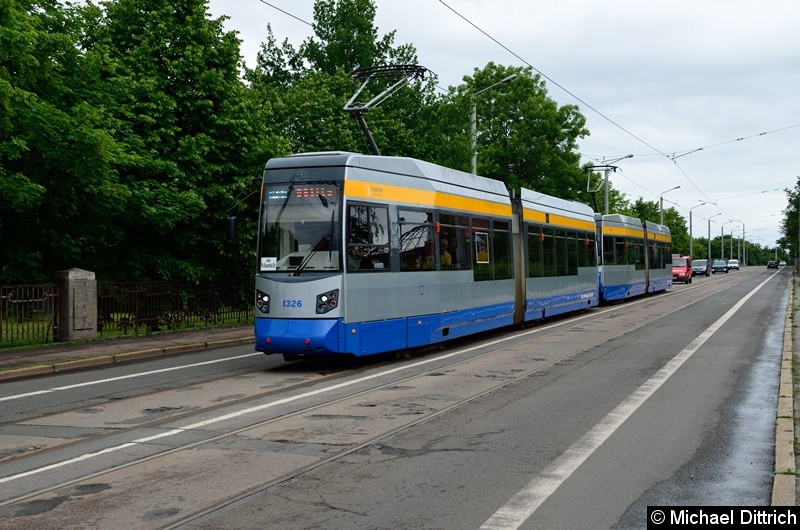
xmin=688 ymin=201 xmax=710 ymax=257
xmin=470 ymin=74 xmax=517 ymax=175
xmin=708 ymin=213 xmax=720 ymax=261
xmin=721 ymin=220 xmax=733 ymax=261
xmin=659 ymin=186 xmax=681 ymax=225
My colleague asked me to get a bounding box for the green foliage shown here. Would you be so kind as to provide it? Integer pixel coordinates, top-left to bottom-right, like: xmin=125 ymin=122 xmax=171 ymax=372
xmin=779 ymin=178 xmax=799 ymax=261
xmin=4 ymin=0 xmax=785 ymax=284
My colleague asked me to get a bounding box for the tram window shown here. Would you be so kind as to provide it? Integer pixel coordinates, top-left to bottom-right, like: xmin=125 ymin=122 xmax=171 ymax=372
xmin=437 ymin=212 xmax=464 ymax=271
xmin=579 ymin=232 xmax=595 ymax=268
xmin=611 ymin=237 xmax=625 ymax=266
xmin=542 ymin=228 xmax=556 ymax=276
xmin=448 ymin=216 xmax=471 ymax=270
xmin=472 ymin=217 xmax=490 ymax=230
xmin=648 ymin=242 xmax=657 ymax=270
xmin=553 ymin=230 xmax=566 ymax=276
xmin=632 ymin=240 xmax=645 ymax=270
xmin=399 ymin=209 xmax=435 ymax=271
xmin=347 ymin=205 xmax=390 ymax=272
xmin=603 ymin=236 xmax=615 ymax=265
xmin=494 ymin=222 xmax=512 ymax=280
xmin=527 ymin=226 xmax=544 ymax=277
xmin=566 ymin=231 xmax=579 ymax=275
xmin=625 ymin=238 xmax=636 ymax=266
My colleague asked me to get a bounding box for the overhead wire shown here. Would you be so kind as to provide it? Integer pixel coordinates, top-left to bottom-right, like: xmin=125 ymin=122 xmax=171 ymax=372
xmin=437 ymin=0 xmax=669 ymax=160
xmin=437 ymin=0 xmax=792 ymax=232
xmin=254 ymin=0 xmax=786 ymax=242
xmin=255 ymin=0 xmax=313 ymax=27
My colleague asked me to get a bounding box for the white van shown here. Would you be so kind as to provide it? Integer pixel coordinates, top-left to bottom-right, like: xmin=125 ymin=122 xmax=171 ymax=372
xmin=727 ymin=259 xmax=739 ymax=270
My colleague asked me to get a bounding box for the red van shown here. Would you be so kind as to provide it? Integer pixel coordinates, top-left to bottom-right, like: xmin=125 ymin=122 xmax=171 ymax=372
xmin=672 ymin=254 xmax=692 ymax=284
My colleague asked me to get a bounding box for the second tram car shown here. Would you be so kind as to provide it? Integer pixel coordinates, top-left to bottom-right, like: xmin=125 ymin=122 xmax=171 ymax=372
xmin=596 ymin=214 xmax=672 ymax=302
xmin=255 ymin=152 xmax=671 ymax=360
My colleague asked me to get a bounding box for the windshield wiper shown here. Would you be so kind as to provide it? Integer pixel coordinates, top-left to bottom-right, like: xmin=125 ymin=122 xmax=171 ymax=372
xmin=293 ymin=233 xmax=333 ymax=276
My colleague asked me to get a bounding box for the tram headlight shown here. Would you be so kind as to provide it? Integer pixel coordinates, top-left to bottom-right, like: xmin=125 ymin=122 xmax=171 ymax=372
xmin=316 ymin=289 xmax=339 ymax=314
xmin=256 ymin=290 xmax=270 ymax=314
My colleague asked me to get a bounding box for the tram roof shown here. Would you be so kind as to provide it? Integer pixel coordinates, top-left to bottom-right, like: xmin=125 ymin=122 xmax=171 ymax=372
xmin=519 ymin=188 xmax=594 ymax=219
xmin=600 ymin=213 xmax=671 ymax=236
xmin=268 ymin=152 xmax=510 ymax=200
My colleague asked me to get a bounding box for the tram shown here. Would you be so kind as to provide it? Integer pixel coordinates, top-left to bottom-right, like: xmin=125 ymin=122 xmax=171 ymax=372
xmin=254 ymin=152 xmax=671 ymax=360
xmin=596 ymin=214 xmax=672 ymax=302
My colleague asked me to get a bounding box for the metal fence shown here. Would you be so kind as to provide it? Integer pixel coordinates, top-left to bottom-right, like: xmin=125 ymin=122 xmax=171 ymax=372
xmin=0 ymin=279 xmax=254 ymax=347
xmin=0 ymin=284 xmax=59 ymax=347
xmin=97 ymin=280 xmax=253 ymax=336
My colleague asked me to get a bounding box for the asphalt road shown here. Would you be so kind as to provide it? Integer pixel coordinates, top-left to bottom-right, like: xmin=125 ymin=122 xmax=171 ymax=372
xmin=0 ymin=267 xmax=793 ymax=529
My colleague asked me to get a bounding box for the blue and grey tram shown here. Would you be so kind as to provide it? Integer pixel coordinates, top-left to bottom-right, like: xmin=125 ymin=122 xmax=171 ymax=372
xmin=254 ymin=152 xmax=671 ymax=360
xmin=596 ymin=213 xmax=672 ymax=302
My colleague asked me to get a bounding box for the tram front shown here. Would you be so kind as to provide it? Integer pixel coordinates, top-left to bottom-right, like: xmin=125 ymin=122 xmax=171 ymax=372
xmin=255 ymin=157 xmax=345 ymax=360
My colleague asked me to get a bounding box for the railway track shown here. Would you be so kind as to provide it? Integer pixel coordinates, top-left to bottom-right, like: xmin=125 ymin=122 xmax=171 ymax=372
xmin=0 ymin=270 xmax=757 ymax=528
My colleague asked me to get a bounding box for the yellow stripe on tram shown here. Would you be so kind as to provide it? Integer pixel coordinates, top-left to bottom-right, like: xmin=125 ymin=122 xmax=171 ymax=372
xmin=523 ymin=208 xmax=595 ymax=231
xmin=344 ymin=180 xmax=512 ymax=218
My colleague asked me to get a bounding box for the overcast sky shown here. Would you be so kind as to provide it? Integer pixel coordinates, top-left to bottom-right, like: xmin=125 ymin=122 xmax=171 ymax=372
xmin=207 ymin=0 xmax=799 ymax=250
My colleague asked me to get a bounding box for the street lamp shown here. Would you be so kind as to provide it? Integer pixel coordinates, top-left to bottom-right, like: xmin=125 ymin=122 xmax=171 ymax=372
xmin=470 ymin=74 xmax=517 ymax=175
xmin=688 ymin=201 xmax=711 ymax=257
xmin=729 ymin=222 xmax=742 ymax=263
xmin=721 ymin=220 xmax=733 ymax=261
xmin=708 ymin=213 xmax=721 ymax=261
xmin=659 ymin=186 xmax=681 ymax=225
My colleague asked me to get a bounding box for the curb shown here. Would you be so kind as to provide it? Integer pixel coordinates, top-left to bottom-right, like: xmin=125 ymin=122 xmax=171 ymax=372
xmin=0 ymin=336 xmax=254 ymax=382
xmin=771 ymin=275 xmax=797 ymax=506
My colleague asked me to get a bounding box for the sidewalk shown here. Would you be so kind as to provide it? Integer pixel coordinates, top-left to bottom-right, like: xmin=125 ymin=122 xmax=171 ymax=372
xmin=0 ymin=325 xmax=254 ymax=381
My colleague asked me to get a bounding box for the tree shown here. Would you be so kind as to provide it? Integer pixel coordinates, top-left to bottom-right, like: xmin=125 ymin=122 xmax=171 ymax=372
xmin=779 ymin=179 xmax=799 ymax=262
xmin=247 ymin=0 xmax=426 ymax=158
xmin=301 ymin=0 xmax=416 ymax=75
xmin=91 ymin=0 xmax=285 ymax=281
xmin=433 ymin=63 xmax=589 ymax=202
xmin=0 ymin=0 xmax=128 ymax=283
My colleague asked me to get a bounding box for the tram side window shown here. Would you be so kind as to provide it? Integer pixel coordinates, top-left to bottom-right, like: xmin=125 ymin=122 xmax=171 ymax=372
xmin=579 ymin=232 xmax=596 ymax=268
xmin=648 ymin=242 xmax=658 ymax=270
xmin=399 ymin=209 xmax=435 ymax=271
xmin=473 ymin=218 xmax=492 ymax=280
xmin=542 ymin=228 xmax=556 ymax=276
xmin=347 ymin=204 xmax=390 ymax=271
xmin=603 ymin=236 xmax=616 ymax=265
xmin=494 ymin=220 xmax=512 ymax=279
xmin=527 ymin=225 xmax=544 ymax=277
xmin=632 ymin=240 xmax=645 ymax=270
xmin=439 ymin=214 xmax=471 ymax=270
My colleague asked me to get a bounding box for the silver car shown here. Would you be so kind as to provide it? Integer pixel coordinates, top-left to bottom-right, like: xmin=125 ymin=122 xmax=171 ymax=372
xmin=691 ymin=259 xmax=710 ymax=277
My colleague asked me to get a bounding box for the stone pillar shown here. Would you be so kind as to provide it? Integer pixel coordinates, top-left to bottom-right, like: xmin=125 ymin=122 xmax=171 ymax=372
xmin=56 ymin=268 xmax=97 ymax=342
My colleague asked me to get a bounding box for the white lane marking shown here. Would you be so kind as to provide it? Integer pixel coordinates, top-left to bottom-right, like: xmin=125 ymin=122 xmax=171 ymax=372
xmin=481 ymin=275 xmax=773 ymax=529
xmin=0 ymin=353 xmax=264 ymax=402
xmin=0 ymin=333 xmax=532 ymax=485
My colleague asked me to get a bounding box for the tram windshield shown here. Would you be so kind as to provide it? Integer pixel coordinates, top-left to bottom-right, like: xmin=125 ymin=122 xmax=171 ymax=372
xmin=258 ymin=182 xmax=342 ymax=273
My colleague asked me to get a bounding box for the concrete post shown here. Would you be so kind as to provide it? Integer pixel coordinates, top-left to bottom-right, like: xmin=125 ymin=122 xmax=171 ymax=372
xmin=56 ymin=268 xmax=97 ymax=342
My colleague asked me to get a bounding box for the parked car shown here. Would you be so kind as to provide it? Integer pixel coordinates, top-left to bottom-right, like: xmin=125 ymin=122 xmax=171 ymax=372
xmin=711 ymin=259 xmax=729 ymax=273
xmin=727 ymin=259 xmax=739 ymax=270
xmin=672 ymin=255 xmax=692 ymax=284
xmin=691 ymin=259 xmax=710 ymax=277
xmin=767 ymin=261 xmax=778 ymax=269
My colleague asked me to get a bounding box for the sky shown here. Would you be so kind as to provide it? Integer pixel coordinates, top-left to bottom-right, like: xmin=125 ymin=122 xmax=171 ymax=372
xmin=206 ymin=0 xmax=799 ymax=250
